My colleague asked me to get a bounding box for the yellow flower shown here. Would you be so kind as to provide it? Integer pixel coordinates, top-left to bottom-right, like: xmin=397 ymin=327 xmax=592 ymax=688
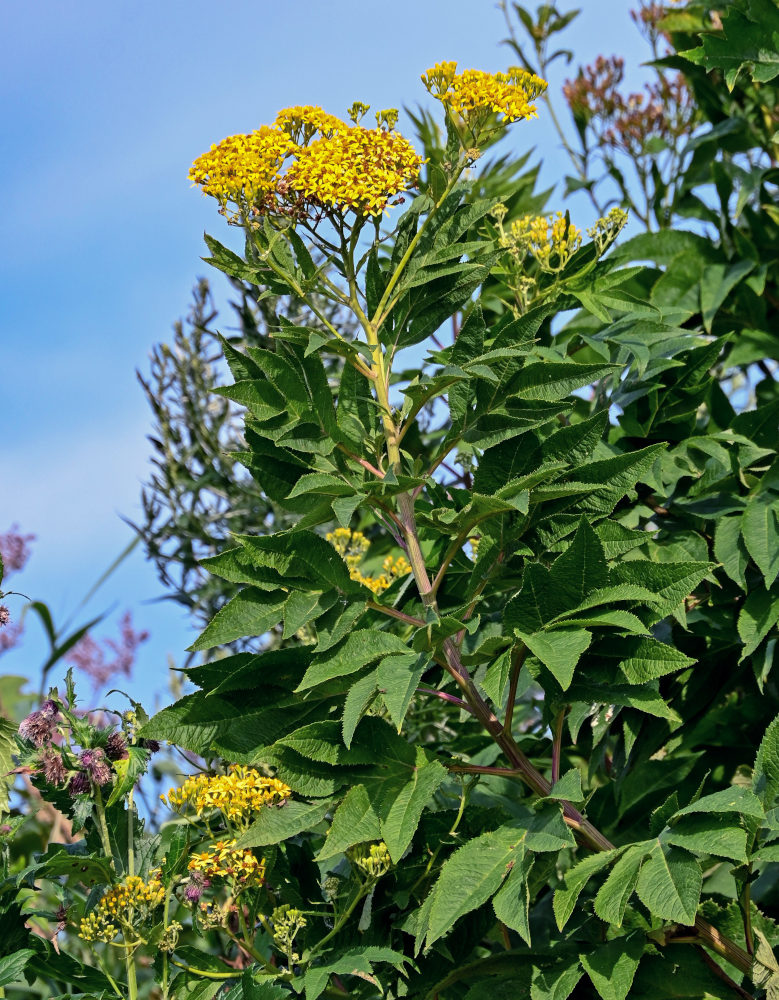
xmin=78 ymin=874 xmax=165 ymax=944
xmin=287 ymin=127 xmax=423 ymax=217
xmin=510 ymin=212 xmax=582 ymax=271
xmin=188 ymin=126 xmax=295 ymax=210
xmin=326 ymin=528 xmax=411 ymax=595
xmin=161 ymin=765 xmax=291 ymax=824
xmin=422 ymin=62 xmax=547 ymax=129
xmin=188 ymin=838 xmax=266 ymax=886
xmin=274 ymin=105 xmax=348 ymax=144
xmin=190 ymin=106 xmax=423 ymax=222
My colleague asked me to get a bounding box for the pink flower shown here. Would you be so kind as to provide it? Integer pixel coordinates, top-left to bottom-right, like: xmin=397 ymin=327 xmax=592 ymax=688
xmin=0 ymin=525 xmax=35 ymax=577
xmin=67 ymin=611 xmax=150 ymax=690
xmin=78 ymin=748 xmax=112 ymax=786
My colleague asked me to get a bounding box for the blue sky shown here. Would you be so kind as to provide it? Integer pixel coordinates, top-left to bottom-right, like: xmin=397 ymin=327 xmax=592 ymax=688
xmin=0 ymin=1 xmax=651 ymax=711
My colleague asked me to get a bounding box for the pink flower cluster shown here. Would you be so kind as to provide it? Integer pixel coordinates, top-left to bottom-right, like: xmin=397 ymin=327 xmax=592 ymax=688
xmin=67 ymin=611 xmax=150 ymax=690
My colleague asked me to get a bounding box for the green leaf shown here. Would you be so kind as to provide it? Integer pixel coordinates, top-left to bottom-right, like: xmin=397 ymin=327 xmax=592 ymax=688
xmin=189 ymin=589 xmax=286 ymax=652
xmin=738 ymin=586 xmax=779 ymax=662
xmin=594 ymin=845 xmax=647 ymax=927
xmin=714 ymin=515 xmax=749 ymax=590
xmin=517 ymin=628 xmax=592 ymax=690
xmin=511 ymin=362 xmax=619 ymax=402
xmin=548 ymin=516 xmax=609 ymax=606
xmin=0 ymin=951 xmax=35 ymax=989
xmin=105 ymin=744 xmax=150 ymax=808
xmin=530 ymin=962 xmax=584 ymax=1000
xmin=298 ymin=631 xmax=411 ymax=691
xmin=548 ymin=769 xmax=584 ymax=803
xmin=380 ymin=748 xmax=447 ymax=862
xmin=614 ymin=637 xmax=696 ymax=684
xmin=664 ymin=814 xmax=748 ymax=862
xmin=318 ymin=784 xmax=381 ymax=860
xmin=378 ymin=652 xmax=427 ymax=731
xmin=425 ymin=826 xmax=520 ymax=947
xmin=236 ymin=799 xmax=332 ymax=848
xmin=0 ymin=716 xmax=16 ymax=814
xmin=742 ymin=493 xmax=779 ymax=587
xmin=754 ymin=715 xmax=779 ymax=811
xmin=492 ymin=847 xmax=535 ymax=944
xmin=635 ymin=842 xmax=701 ymax=924
xmin=554 ymin=850 xmax=619 ymax=930
xmin=341 ymin=671 xmax=379 ymax=750
xmin=681 ymin=0 xmax=779 ymax=88
xmin=672 ymin=786 xmax=765 ymax=820
xmin=608 ymin=561 xmax=711 ymax=618
xmin=580 ymin=934 xmax=644 ymax=1000
xmin=302 ymin=947 xmax=408 ymax=1000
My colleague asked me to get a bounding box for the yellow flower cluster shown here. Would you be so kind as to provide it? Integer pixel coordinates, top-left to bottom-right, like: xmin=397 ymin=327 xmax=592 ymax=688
xmin=348 ymin=841 xmax=392 ymax=879
xmin=161 ymin=765 xmax=291 ymax=823
xmin=188 ymin=839 xmax=266 ymax=886
xmin=189 ymin=126 xmax=295 ymax=208
xmin=190 ymin=104 xmax=423 ymax=220
xmin=510 ymin=212 xmax=582 ymax=271
xmin=287 ymin=127 xmax=423 ymax=217
xmin=587 ymin=207 xmax=629 ymax=255
xmin=326 ymin=528 xmax=411 ymax=594
xmin=78 ymin=874 xmax=165 ymax=943
xmin=422 ymin=62 xmax=547 ymax=126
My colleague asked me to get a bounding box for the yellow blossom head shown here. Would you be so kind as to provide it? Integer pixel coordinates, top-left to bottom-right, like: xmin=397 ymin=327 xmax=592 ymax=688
xmin=190 ymin=105 xmax=423 ymax=222
xmin=161 ymin=765 xmax=291 ymax=825
xmin=422 ymin=62 xmax=547 ymax=137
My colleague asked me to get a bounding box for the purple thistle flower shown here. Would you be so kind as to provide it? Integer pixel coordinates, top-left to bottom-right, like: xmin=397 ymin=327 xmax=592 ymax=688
xmin=39 ymin=748 xmax=67 ymax=786
xmin=105 ymin=732 xmax=129 ymax=761
xmin=68 ymin=771 xmax=90 ymax=796
xmin=0 ymin=607 xmax=9 ymax=628
xmin=39 ymin=700 xmax=59 ymax=719
xmin=184 ymin=871 xmax=211 ymax=903
xmin=19 ymin=711 xmax=53 ymax=748
xmin=138 ymin=738 xmax=160 ymax=753
xmin=79 ymin=748 xmax=112 ymax=787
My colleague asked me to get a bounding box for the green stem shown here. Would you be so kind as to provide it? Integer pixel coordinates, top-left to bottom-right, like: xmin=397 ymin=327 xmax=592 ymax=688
xmin=93 ymin=784 xmax=114 ymax=870
xmin=94 ymin=950 xmax=125 ymax=999
xmin=308 ymin=885 xmax=369 ymax=959
xmin=371 ymin=169 xmax=465 ymax=333
xmin=168 ymin=957 xmax=242 ymax=980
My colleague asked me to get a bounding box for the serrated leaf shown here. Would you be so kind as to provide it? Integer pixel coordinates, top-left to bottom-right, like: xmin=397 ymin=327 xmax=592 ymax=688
xmin=530 ymin=962 xmax=584 ymax=1000
xmin=608 ymin=561 xmax=711 ymax=618
xmin=298 ymin=631 xmax=411 ymax=691
xmin=754 ymin=715 xmax=779 ymax=811
xmin=594 ymin=846 xmax=647 ymax=927
xmin=672 ymin=785 xmax=765 ymax=820
xmin=492 ymin=847 xmax=535 ymax=945
xmin=0 ymin=951 xmax=35 ymax=989
xmin=425 ymin=826 xmax=520 ymax=946
xmin=318 ymin=784 xmax=381 ymax=860
xmin=738 ymin=587 xmax=779 ymax=662
xmin=635 ymin=842 xmax=701 ymax=924
xmin=548 ymin=516 xmax=609 ymax=606
xmin=377 ymin=653 xmax=427 ymax=731
xmin=517 ymin=628 xmax=592 ymax=690
xmin=664 ymin=814 xmax=748 ymax=862
xmin=615 ymin=637 xmax=695 ymax=684
xmin=511 ymin=362 xmax=618 ymax=402
xmin=714 ymin=515 xmax=749 ymax=590
xmin=548 ymin=769 xmax=584 ymax=803
xmin=236 ymin=799 xmax=332 ymax=848
xmin=742 ymin=493 xmax=779 ymax=587
xmin=380 ymin=749 xmax=447 ymax=862
xmin=342 ymin=670 xmax=379 ymax=749
xmin=580 ymin=934 xmax=644 ymax=1000
xmin=554 ymin=850 xmax=620 ymax=930
xmin=189 ymin=589 xmax=286 ymax=652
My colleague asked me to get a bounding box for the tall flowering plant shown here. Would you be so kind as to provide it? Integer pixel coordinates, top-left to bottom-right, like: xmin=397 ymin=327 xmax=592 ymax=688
xmin=5 ymin=21 xmax=779 ymax=998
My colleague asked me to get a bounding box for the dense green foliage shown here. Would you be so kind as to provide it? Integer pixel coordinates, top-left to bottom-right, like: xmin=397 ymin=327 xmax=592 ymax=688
xmin=4 ymin=2 xmax=779 ymax=999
